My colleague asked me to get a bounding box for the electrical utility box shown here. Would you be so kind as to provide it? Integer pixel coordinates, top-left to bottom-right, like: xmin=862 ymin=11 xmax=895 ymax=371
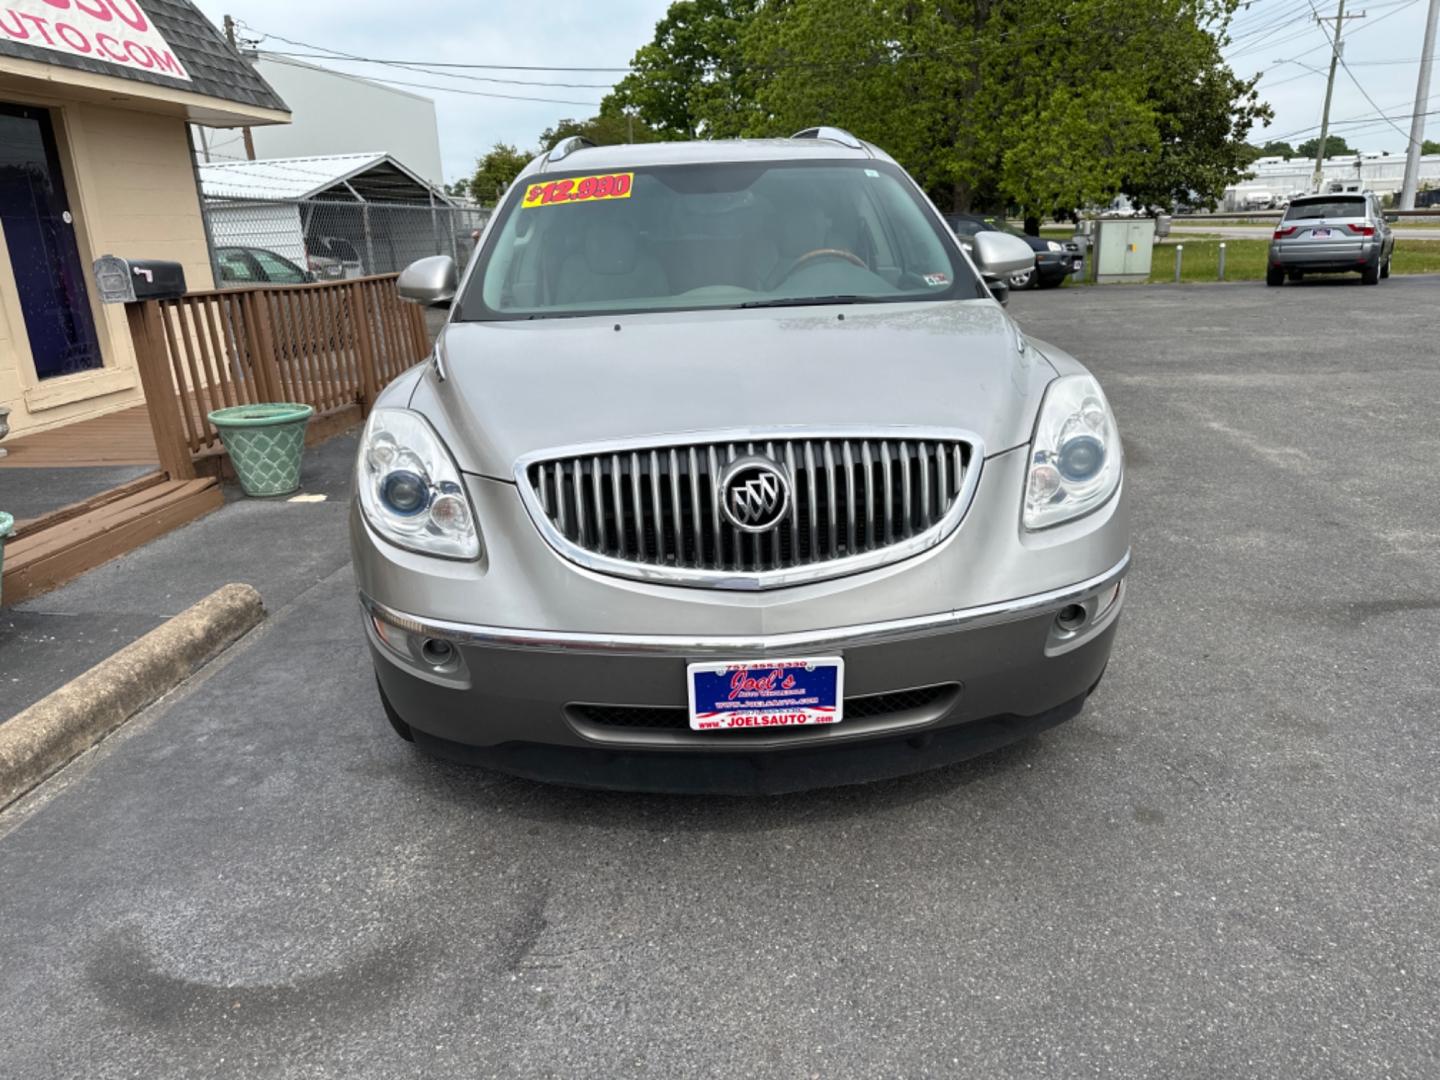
xmin=1091 ymin=219 xmax=1156 ymax=284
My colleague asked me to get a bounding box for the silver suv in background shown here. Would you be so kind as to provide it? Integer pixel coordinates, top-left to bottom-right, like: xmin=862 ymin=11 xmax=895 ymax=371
xmin=1267 ymin=192 xmax=1396 ymax=286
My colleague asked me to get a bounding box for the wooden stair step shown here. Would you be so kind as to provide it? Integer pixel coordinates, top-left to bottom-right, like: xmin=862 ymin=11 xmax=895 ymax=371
xmin=12 ymin=471 xmax=167 ymax=533
xmin=2 ymin=478 xmax=223 ymax=606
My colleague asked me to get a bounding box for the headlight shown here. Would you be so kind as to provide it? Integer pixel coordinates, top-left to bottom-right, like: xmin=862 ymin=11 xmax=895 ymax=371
xmin=1024 ymin=374 xmax=1123 ymax=529
xmin=357 ymin=408 xmax=480 ymax=559
xmin=1046 ymin=240 xmax=1065 ymax=253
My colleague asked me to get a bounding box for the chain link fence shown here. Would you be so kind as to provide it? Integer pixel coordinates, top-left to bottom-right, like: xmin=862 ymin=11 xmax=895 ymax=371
xmin=201 ymin=197 xmax=491 ymax=287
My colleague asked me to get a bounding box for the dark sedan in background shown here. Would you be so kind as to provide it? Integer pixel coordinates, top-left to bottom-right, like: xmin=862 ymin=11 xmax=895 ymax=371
xmin=215 ymin=246 xmax=312 ymax=286
xmin=946 ymin=214 xmax=1083 ymax=289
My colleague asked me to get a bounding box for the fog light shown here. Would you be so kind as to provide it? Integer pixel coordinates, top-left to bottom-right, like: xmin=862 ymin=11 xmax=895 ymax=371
xmin=1055 ymin=604 xmax=1088 ymax=633
xmin=420 ymin=638 xmax=455 ymax=668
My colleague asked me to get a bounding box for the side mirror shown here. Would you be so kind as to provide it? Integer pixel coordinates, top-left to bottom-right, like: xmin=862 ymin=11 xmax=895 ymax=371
xmin=1384 ymin=213 xmax=1399 ymax=224
xmin=397 ymin=255 xmax=457 ymax=306
xmin=971 ymin=231 xmax=1035 ymax=278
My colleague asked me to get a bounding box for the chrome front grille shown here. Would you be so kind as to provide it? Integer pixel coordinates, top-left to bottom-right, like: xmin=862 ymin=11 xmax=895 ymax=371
xmin=518 ymin=431 xmax=980 ymax=589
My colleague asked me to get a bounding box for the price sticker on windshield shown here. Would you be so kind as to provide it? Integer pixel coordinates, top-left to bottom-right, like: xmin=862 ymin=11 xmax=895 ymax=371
xmin=522 ymin=173 xmax=634 ymax=208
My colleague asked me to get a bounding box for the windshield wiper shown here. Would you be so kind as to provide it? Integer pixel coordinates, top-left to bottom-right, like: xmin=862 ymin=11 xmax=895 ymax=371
xmin=737 ymin=295 xmax=891 ymax=309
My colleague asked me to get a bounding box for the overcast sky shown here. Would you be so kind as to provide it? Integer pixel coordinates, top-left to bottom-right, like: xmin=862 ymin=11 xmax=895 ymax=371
xmin=192 ymin=0 xmax=1436 ymax=185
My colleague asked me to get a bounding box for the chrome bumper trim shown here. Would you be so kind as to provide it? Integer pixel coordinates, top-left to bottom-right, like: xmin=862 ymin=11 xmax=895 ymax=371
xmin=360 ymin=551 xmax=1130 ymax=656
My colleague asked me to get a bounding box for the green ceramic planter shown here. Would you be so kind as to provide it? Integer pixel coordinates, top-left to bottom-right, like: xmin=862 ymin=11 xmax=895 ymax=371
xmin=0 ymin=511 xmax=13 ymax=607
xmin=208 ymin=403 xmax=315 ymax=497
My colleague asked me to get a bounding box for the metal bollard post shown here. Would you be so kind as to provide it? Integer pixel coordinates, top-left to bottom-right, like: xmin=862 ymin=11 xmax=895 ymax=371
xmin=1218 ymin=242 xmax=1227 ymax=281
xmin=1174 ymin=244 xmax=1184 ymax=283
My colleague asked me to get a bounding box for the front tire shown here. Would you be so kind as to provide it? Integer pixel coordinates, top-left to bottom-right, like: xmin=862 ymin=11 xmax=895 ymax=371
xmin=1009 ymin=268 xmax=1035 ymax=290
xmin=1380 ymin=254 xmax=1391 ymax=279
xmin=1266 ymin=266 xmax=1285 ymax=287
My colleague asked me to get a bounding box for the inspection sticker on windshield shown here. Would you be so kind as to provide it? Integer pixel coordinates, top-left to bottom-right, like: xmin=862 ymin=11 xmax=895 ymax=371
xmin=687 ymin=657 xmax=844 ymax=731
xmin=924 ymin=272 xmax=950 ymax=287
xmin=522 ymin=173 xmax=633 ymax=208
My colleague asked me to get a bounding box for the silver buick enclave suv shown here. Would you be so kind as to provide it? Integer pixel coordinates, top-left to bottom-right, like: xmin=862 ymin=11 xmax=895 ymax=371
xmin=350 ymin=129 xmax=1130 ymax=793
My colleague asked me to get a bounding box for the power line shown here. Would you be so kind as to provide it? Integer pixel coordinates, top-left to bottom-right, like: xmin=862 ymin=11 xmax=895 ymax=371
xmin=1264 ymin=91 xmax=1440 ymax=139
xmin=246 ymin=28 xmax=634 ymax=72
xmin=262 ymin=51 xmax=616 ymax=89
xmin=258 ymin=53 xmax=602 ymax=107
xmin=1250 ymin=0 xmax=1422 ymax=70
xmin=1338 ymin=54 xmax=1420 ymax=143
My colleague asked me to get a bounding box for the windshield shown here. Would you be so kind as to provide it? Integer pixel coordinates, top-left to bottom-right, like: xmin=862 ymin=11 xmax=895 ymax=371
xmin=1286 ymin=197 xmax=1367 ymax=220
xmin=458 ymin=159 xmax=981 ymax=320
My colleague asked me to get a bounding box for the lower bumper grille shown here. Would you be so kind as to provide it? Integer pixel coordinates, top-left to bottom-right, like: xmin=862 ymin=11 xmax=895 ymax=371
xmin=569 ymin=684 xmax=960 ymax=733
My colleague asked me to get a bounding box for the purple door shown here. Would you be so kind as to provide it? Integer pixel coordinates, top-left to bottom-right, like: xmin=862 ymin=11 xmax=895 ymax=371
xmin=0 ymin=102 xmax=103 ymax=380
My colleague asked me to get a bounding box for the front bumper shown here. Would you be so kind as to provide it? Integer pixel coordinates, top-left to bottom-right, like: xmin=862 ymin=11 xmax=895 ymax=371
xmin=353 ymin=443 xmax=1129 ymax=791
xmin=1034 ymin=251 xmax=1082 ymax=281
xmin=362 ymin=554 xmax=1127 ymax=791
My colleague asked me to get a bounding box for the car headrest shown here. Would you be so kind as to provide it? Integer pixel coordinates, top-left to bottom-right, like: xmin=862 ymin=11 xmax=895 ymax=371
xmin=584 ymin=218 xmax=641 ymax=276
xmin=777 ymin=205 xmax=827 ymax=256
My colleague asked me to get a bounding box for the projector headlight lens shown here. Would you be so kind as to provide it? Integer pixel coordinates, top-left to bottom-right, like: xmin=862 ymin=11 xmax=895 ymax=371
xmin=357 ymin=409 xmax=480 ymax=559
xmin=1024 ymin=375 xmax=1123 ymax=529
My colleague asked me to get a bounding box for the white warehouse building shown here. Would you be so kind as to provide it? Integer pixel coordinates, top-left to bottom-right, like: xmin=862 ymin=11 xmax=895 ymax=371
xmin=1224 ymin=153 xmax=1440 ymax=210
xmin=195 ymin=53 xmax=445 ymax=187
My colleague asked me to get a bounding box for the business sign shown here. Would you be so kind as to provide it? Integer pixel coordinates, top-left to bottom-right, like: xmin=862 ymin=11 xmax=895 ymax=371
xmin=0 ymin=1 xmax=190 ymax=81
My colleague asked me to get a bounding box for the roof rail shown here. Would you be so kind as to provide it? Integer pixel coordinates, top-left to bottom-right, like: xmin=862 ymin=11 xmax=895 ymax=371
xmin=546 ymin=135 xmax=597 ymax=164
xmin=791 ymin=126 xmax=865 ymax=150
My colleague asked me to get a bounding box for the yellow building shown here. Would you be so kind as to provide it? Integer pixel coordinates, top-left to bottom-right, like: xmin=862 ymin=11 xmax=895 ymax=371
xmin=0 ymin=0 xmax=288 ymax=438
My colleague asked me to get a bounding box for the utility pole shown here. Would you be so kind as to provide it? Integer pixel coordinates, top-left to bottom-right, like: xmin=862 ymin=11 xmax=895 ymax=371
xmin=1311 ymin=0 xmax=1366 ymax=193
xmin=1399 ymin=0 xmax=1439 ymax=208
xmin=223 ymin=15 xmax=257 ymax=161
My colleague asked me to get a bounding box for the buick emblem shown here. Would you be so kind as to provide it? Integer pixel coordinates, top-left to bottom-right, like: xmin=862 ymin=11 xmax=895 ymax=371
xmin=719 ymin=456 xmax=791 ymax=533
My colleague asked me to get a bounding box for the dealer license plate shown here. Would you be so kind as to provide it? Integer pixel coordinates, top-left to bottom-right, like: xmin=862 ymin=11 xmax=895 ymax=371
xmin=687 ymin=657 xmax=844 ymax=731
xmin=1309 ymin=228 xmax=1333 ymax=239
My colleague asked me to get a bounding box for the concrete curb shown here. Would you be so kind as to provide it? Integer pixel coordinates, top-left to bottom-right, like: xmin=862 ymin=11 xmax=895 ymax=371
xmin=0 ymin=583 xmax=265 ymax=811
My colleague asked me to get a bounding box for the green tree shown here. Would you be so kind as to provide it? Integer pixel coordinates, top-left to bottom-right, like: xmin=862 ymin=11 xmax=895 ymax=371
xmin=1296 ymin=134 xmax=1354 ymax=159
xmin=1260 ymin=140 xmax=1297 ymax=157
xmin=604 ymin=0 xmax=758 ymax=138
xmin=468 ymin=142 xmax=533 ymax=205
xmin=1422 ymin=139 xmax=1440 ymax=155
xmin=668 ymin=0 xmax=1268 ymax=215
xmin=538 ymin=110 xmax=661 ymax=148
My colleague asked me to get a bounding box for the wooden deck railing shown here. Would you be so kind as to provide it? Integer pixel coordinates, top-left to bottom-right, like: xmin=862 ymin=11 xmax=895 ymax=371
xmin=127 ymin=274 xmax=430 ymax=480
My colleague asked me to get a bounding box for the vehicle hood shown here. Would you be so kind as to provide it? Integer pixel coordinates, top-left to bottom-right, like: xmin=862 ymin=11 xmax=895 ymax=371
xmin=409 ymin=300 xmax=1058 ymax=480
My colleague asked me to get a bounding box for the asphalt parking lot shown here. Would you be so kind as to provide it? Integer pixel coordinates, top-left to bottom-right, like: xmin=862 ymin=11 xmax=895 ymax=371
xmin=3 ymin=277 xmax=1439 ymax=1079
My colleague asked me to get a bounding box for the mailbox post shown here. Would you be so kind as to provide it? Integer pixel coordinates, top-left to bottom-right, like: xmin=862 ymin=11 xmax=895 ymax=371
xmin=92 ymin=256 xmax=194 ymax=480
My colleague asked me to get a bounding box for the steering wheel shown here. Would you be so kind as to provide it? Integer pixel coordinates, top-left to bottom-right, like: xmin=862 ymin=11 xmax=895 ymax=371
xmin=771 ymin=248 xmax=867 ymax=286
